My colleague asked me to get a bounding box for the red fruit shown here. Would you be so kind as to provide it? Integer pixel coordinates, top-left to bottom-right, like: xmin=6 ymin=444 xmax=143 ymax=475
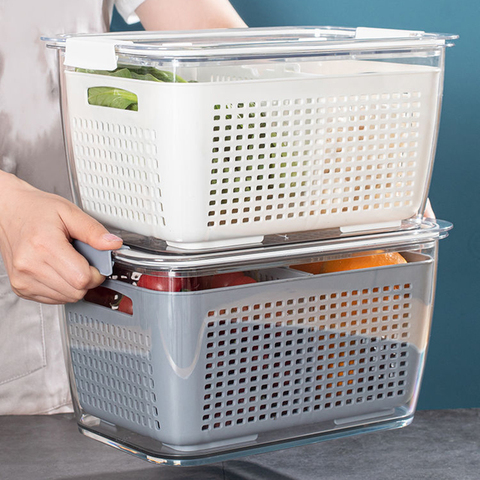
xmin=207 ymin=272 xmax=257 ymax=289
xmin=136 ymin=273 xmax=200 ymax=292
xmin=208 ymin=272 xmax=246 ymax=289
xmin=227 ymin=275 xmax=257 ymax=286
xmin=83 ymin=286 xmax=120 ymax=308
xmin=117 ymin=295 xmax=133 ymax=315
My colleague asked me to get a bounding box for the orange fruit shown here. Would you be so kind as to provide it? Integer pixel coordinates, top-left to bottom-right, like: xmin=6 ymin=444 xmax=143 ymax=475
xmin=291 ymin=261 xmax=324 ymax=275
xmin=292 ymin=252 xmax=406 ymax=275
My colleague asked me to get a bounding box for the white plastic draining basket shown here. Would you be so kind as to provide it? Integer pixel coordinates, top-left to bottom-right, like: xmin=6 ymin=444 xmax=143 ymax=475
xmin=53 ymin=27 xmax=454 ymax=249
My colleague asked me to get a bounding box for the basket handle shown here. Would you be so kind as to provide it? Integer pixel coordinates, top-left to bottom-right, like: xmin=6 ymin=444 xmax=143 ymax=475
xmin=73 ymin=240 xmax=114 ymax=276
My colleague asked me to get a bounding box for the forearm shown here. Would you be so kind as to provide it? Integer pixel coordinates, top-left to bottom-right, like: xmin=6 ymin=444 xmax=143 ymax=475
xmin=136 ymin=0 xmax=247 ymax=31
xmin=0 ymin=168 xmax=21 ymax=196
xmin=0 ymin=169 xmax=33 ymax=210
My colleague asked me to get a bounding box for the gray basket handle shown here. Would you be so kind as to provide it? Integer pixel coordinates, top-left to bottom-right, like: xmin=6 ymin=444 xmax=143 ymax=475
xmin=73 ymin=240 xmax=114 ymax=276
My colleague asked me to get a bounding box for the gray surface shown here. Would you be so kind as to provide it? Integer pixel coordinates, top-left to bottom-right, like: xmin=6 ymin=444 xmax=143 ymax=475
xmin=1 ymin=409 xmax=479 ymax=479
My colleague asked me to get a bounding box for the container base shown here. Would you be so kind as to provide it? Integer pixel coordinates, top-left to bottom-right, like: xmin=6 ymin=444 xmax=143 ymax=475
xmin=162 ymin=434 xmax=258 ymax=452
xmin=78 ymin=414 xmax=414 ymax=467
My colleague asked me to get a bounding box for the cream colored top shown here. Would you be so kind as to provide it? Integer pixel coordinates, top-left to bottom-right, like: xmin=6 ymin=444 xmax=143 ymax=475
xmin=0 ymin=0 xmax=145 ymax=414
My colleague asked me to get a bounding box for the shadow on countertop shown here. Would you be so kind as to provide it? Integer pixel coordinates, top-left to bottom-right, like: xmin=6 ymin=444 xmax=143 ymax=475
xmin=62 ymin=460 xmax=297 ymax=480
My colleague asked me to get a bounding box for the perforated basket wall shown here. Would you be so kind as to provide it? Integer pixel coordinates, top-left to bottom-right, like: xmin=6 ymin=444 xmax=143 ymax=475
xmin=63 ymin=59 xmax=442 ymax=248
xmin=64 ymin=255 xmax=435 ymax=450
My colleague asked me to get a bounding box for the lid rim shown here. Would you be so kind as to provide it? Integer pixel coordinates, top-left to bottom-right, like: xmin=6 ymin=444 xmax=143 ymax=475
xmin=42 ymin=26 xmax=458 ymax=62
xmin=110 ymin=220 xmax=452 ymax=271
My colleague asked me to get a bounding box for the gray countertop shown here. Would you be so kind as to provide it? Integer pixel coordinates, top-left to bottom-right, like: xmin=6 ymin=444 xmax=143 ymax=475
xmin=1 ymin=409 xmax=479 ymax=480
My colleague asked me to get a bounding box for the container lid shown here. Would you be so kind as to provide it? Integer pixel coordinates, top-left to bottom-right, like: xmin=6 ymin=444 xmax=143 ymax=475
xmin=42 ymin=26 xmax=457 ymax=70
xmin=95 ymin=219 xmax=451 ymax=273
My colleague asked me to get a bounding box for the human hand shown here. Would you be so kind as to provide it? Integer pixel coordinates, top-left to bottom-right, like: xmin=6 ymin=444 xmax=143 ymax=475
xmin=0 ymin=171 xmax=123 ymax=304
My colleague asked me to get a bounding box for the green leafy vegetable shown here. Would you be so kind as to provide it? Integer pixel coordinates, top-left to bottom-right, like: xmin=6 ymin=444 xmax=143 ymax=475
xmin=77 ymin=66 xmax=187 ymax=83
xmin=77 ymin=66 xmax=188 ymax=110
xmin=87 ymin=87 xmax=138 ymax=111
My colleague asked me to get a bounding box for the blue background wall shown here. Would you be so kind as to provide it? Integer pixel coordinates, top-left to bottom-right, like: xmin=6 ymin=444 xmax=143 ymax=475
xmin=112 ymin=1 xmax=480 ymax=410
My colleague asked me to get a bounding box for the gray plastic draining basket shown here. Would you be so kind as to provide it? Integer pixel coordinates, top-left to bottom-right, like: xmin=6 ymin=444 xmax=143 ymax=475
xmin=64 ymin=250 xmax=434 ymax=452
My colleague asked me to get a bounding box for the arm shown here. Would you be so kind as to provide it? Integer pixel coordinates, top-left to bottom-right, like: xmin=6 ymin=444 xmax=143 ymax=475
xmin=0 ymin=170 xmax=123 ymax=304
xmin=135 ymin=0 xmax=247 ymax=30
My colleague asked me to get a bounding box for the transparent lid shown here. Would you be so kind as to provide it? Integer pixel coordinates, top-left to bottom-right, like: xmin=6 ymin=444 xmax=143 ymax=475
xmin=42 ymin=26 xmax=457 ymax=70
xmin=108 ymin=219 xmax=451 ymax=273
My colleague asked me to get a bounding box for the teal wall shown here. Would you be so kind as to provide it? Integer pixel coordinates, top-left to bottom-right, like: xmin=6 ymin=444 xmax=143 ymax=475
xmin=111 ymin=1 xmax=480 ymax=409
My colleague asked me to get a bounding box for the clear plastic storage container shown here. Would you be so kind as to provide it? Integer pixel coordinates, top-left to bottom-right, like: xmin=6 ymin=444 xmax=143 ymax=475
xmin=63 ymin=220 xmax=451 ymax=465
xmin=44 ymin=27 xmax=457 ymax=250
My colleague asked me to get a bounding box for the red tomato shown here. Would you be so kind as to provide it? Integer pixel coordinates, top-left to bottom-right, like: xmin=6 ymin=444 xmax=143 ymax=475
xmin=227 ymin=275 xmax=257 ymax=286
xmin=117 ymin=295 xmax=133 ymax=315
xmin=137 ymin=273 xmax=200 ymax=292
xmin=207 ymin=272 xmax=257 ymax=289
xmin=83 ymin=286 xmax=120 ymax=308
xmin=208 ymin=272 xmax=246 ymax=289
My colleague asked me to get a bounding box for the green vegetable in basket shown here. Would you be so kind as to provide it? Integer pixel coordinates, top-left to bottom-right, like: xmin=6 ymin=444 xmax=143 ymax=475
xmin=77 ymin=66 xmax=188 ymax=110
xmin=87 ymin=87 xmax=139 ymax=111
xmin=77 ymin=66 xmax=187 ymax=83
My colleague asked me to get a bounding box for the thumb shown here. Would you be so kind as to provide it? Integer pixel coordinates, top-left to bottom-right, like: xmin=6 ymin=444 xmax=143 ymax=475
xmin=61 ymin=204 xmax=123 ymax=251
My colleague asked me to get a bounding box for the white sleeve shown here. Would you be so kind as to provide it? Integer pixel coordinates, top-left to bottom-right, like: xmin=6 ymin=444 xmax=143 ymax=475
xmin=114 ymin=0 xmax=147 ymax=25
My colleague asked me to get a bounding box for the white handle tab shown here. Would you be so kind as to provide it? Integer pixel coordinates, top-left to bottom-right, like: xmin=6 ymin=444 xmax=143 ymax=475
xmin=64 ymin=37 xmax=134 ymax=71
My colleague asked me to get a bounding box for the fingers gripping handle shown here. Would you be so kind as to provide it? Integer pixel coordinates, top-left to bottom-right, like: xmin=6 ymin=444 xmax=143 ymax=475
xmin=73 ymin=240 xmax=114 ymax=276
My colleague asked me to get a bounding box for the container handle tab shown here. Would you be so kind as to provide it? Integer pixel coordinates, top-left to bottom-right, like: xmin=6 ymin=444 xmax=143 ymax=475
xmin=64 ymin=37 xmax=134 ymax=71
xmin=73 ymin=240 xmax=114 ymax=277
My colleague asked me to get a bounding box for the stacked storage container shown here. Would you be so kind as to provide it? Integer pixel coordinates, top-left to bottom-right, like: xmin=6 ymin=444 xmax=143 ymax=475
xmin=44 ymin=26 xmax=456 ymax=465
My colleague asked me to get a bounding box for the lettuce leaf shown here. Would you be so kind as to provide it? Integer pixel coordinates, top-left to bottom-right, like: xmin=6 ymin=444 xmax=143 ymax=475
xmin=87 ymin=87 xmax=138 ymax=111
xmin=77 ymin=66 xmax=187 ymax=110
